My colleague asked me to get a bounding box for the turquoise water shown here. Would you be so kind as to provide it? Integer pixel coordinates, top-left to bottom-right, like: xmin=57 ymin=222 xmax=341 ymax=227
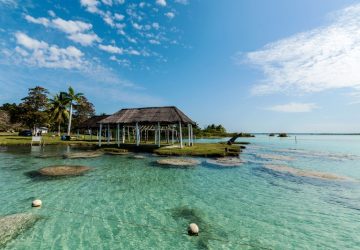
xmin=1 ymin=135 xmax=360 ymax=249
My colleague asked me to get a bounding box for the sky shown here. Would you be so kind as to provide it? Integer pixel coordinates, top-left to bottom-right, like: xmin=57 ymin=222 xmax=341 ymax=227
xmin=1 ymin=0 xmax=360 ymax=133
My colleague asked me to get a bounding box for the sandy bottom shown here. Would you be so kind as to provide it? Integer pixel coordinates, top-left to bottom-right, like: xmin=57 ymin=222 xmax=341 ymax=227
xmin=63 ymin=151 xmax=103 ymax=159
xmin=263 ymin=164 xmax=349 ymax=181
xmin=206 ymin=157 xmax=243 ymax=167
xmin=256 ymin=154 xmax=294 ymax=161
xmin=157 ymin=158 xmax=200 ymax=166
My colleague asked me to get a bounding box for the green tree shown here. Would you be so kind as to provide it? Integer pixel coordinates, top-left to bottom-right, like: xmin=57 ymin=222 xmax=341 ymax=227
xmin=0 ymin=103 xmax=22 ymax=123
xmin=72 ymin=96 xmax=95 ymax=129
xmin=49 ymin=93 xmax=69 ymax=136
xmin=62 ymin=86 xmax=83 ymax=135
xmin=19 ymin=86 xmax=49 ymax=132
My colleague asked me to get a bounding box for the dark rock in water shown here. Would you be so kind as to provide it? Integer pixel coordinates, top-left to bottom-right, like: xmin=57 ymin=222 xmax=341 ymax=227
xmin=0 ymin=213 xmax=40 ymax=248
xmin=38 ymin=165 xmax=91 ymax=176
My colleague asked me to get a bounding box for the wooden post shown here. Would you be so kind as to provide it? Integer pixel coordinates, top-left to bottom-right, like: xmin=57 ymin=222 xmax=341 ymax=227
xmin=107 ymin=124 xmax=110 ymax=144
xmin=127 ymin=126 xmax=130 ymax=142
xmin=157 ymin=122 xmax=161 ymax=147
xmin=122 ymin=126 xmax=125 ymax=143
xmin=90 ymin=129 xmax=92 ymax=141
xmin=98 ymin=123 xmax=102 ymax=147
xmin=154 ymin=129 xmax=157 ymax=145
xmin=117 ymin=123 xmax=120 ymax=147
xmin=191 ymin=124 xmax=194 ymax=146
xmin=166 ymin=127 xmax=170 ymax=144
xmin=179 ymin=122 xmax=183 ymax=148
xmin=171 ymin=126 xmax=174 ymax=144
xmin=188 ymin=124 xmax=191 ymax=146
xmin=136 ymin=122 xmax=140 ymax=146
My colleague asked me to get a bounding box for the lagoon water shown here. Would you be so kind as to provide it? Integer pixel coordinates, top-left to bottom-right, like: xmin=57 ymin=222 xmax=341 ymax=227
xmin=1 ymin=135 xmax=360 ymax=249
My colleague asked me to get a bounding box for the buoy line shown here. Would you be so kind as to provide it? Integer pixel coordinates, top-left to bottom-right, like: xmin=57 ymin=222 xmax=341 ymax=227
xmin=44 ymin=206 xmax=272 ymax=250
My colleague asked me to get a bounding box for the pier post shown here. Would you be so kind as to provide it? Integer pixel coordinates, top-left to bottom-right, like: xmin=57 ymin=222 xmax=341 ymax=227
xmin=98 ymin=123 xmax=102 ymax=147
xmin=179 ymin=122 xmax=183 ymax=148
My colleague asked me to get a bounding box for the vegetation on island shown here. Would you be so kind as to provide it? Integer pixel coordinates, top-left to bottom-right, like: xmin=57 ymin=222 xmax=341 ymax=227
xmin=0 ymin=86 xmax=95 ymax=135
xmin=278 ymin=133 xmax=289 ymax=137
xmin=191 ymin=124 xmax=236 ymax=138
xmin=154 ymin=143 xmax=241 ymax=157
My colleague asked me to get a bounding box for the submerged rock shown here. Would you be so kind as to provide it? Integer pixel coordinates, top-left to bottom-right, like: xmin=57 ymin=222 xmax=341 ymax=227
xmin=264 ymin=164 xmax=350 ymax=181
xmin=206 ymin=157 xmax=243 ymax=167
xmin=256 ymin=154 xmax=294 ymax=162
xmin=157 ymin=158 xmax=200 ymax=167
xmin=38 ymin=165 xmax=91 ymax=176
xmin=100 ymin=148 xmax=129 ymax=155
xmin=0 ymin=213 xmax=40 ymax=248
xmin=63 ymin=151 xmax=103 ymax=159
xmin=132 ymin=155 xmax=146 ymax=159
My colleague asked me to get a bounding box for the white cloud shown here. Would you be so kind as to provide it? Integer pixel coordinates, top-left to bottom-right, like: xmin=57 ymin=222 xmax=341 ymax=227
xmin=99 ymin=44 xmax=123 ymax=54
xmin=109 ymin=55 xmax=130 ymax=67
xmin=156 ymin=0 xmax=166 ymax=6
xmin=132 ymin=22 xmax=142 ymax=30
xmin=14 ymin=32 xmax=85 ymax=69
xmin=80 ymin=0 xmax=101 ymax=14
xmin=174 ymin=0 xmax=188 ymax=4
xmin=114 ymin=13 xmax=124 ymax=21
xmin=25 ymin=15 xmax=100 ymax=46
xmin=24 ymin=15 xmax=50 ymax=26
xmin=68 ymin=33 xmax=101 ymax=46
xmin=101 ymin=0 xmax=112 ymax=6
xmin=149 ymin=39 xmax=160 ymax=45
xmin=266 ymin=103 xmax=318 ymax=113
xmin=165 ymin=12 xmax=175 ymax=19
xmin=15 ymin=32 xmax=48 ymax=50
xmin=241 ymin=4 xmax=360 ymax=95
xmin=48 ymin=10 xmax=56 ymax=17
xmin=152 ymin=22 xmax=160 ymax=30
xmin=52 ymin=18 xmax=92 ymax=34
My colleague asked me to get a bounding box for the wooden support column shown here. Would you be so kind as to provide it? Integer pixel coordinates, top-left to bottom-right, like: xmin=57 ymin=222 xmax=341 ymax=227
xmin=191 ymin=124 xmax=194 ymax=146
xmin=90 ymin=129 xmax=92 ymax=141
xmin=127 ymin=126 xmax=130 ymax=142
xmin=179 ymin=122 xmax=183 ymax=148
xmin=136 ymin=122 xmax=140 ymax=146
xmin=166 ymin=127 xmax=170 ymax=144
xmin=122 ymin=126 xmax=125 ymax=143
xmin=98 ymin=123 xmax=102 ymax=147
xmin=171 ymin=126 xmax=174 ymax=144
xmin=107 ymin=124 xmax=110 ymax=144
xmin=188 ymin=124 xmax=191 ymax=146
xmin=157 ymin=122 xmax=161 ymax=147
xmin=117 ymin=123 xmax=120 ymax=147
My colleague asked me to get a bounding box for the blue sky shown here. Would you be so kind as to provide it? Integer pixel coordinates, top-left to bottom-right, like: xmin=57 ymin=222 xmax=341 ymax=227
xmin=1 ymin=0 xmax=360 ymax=133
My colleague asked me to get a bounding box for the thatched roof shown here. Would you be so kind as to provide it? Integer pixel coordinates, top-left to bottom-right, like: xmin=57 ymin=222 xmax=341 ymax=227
xmin=76 ymin=115 xmax=110 ymax=129
xmin=99 ymin=106 xmax=195 ymax=125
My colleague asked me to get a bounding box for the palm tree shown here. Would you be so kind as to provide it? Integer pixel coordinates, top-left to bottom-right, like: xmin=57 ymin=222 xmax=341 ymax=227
xmin=49 ymin=93 xmax=69 ymax=136
xmin=62 ymin=86 xmax=83 ymax=136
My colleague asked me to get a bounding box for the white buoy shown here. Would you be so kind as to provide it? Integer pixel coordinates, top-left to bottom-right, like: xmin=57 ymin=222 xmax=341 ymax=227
xmin=32 ymin=199 xmax=42 ymax=207
xmin=188 ymin=223 xmax=199 ymax=236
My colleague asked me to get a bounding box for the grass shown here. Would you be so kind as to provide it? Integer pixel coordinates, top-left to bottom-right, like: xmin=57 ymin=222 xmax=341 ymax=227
xmin=0 ymin=132 xmax=241 ymax=158
xmin=154 ymin=143 xmax=241 ymax=157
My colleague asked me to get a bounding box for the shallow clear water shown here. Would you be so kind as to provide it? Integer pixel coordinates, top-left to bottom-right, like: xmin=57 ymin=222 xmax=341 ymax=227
xmin=1 ymin=135 xmax=360 ymax=249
